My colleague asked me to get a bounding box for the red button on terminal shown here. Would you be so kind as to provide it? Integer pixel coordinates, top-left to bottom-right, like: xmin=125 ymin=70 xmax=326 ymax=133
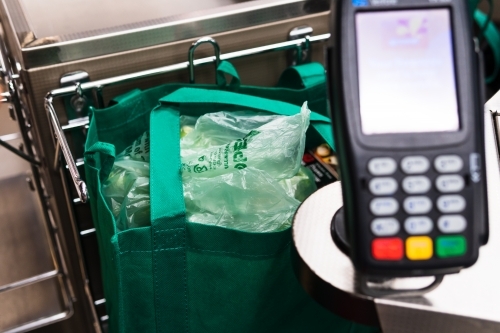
xmin=372 ymin=238 xmax=404 ymax=261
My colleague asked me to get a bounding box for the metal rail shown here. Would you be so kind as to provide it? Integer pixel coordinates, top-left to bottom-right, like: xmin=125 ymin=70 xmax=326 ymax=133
xmin=45 ymin=33 xmax=331 ymax=203
xmin=0 ymin=270 xmax=59 ymax=293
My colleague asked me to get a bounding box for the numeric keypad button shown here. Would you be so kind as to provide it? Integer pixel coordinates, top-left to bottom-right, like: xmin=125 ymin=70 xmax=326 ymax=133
xmin=404 ymin=217 xmax=433 ymax=235
xmin=402 ymin=176 xmax=431 ymax=194
xmin=372 ymin=238 xmax=404 ymax=261
xmin=437 ymin=195 xmax=466 ymax=213
xmin=436 ymin=236 xmax=466 ymax=258
xmin=370 ymin=198 xmax=399 ymax=216
xmin=435 ymin=175 xmax=465 ymax=193
xmin=401 ymin=156 xmax=430 ymax=174
xmin=368 ymin=158 xmax=397 ymax=176
xmin=403 ymin=196 xmax=432 ymax=215
xmin=438 ymin=215 xmax=467 ymax=233
xmin=369 ymin=178 xmax=398 ymax=195
xmin=371 ymin=218 xmax=400 ymax=236
xmin=434 ymin=155 xmax=463 ymax=173
xmin=406 ymin=236 xmax=433 ymax=260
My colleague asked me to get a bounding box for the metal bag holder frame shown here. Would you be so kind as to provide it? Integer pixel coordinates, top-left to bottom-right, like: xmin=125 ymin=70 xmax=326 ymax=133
xmin=44 ymin=33 xmax=330 ymax=204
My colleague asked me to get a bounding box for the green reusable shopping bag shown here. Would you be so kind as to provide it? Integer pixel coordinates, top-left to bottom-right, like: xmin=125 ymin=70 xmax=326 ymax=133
xmin=84 ymin=62 xmax=379 ymax=333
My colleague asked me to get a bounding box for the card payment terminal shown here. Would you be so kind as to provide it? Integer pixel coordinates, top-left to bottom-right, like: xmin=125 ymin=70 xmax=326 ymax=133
xmin=328 ymin=0 xmax=488 ymax=277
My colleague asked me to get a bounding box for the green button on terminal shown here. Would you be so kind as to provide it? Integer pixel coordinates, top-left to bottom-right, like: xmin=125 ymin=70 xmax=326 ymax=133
xmin=436 ymin=236 xmax=466 ymax=258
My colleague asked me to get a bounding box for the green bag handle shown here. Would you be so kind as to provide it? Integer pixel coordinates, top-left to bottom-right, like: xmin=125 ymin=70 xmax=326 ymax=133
xmin=149 ymin=106 xmax=186 ymax=333
xmin=149 ymin=87 xmax=330 ymax=332
xmin=158 ymin=87 xmax=331 ymax=122
xmin=215 ymin=60 xmax=241 ymax=86
xmin=277 ymin=62 xmax=326 ymax=89
xmin=107 ymin=60 xmax=326 ymax=106
xmin=161 ymin=86 xmax=334 ymax=149
xmin=216 ymin=59 xmax=327 ymax=91
xmin=157 ymin=86 xmax=334 ymax=149
xmin=475 ymin=9 xmax=500 ymax=84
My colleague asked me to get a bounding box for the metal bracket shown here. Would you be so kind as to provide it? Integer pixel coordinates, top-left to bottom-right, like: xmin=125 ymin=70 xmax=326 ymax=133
xmin=47 ymin=93 xmax=88 ymax=203
xmin=60 ymin=71 xmax=90 ymax=114
xmin=0 ymin=53 xmax=41 ymax=165
xmin=359 ymin=275 xmax=444 ymax=298
xmin=492 ymin=111 xmax=500 ymax=159
xmin=54 ymin=71 xmax=90 ymax=170
xmin=287 ymin=26 xmax=313 ymax=67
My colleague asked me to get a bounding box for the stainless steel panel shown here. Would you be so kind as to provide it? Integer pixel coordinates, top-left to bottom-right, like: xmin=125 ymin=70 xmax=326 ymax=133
xmin=0 ymin=277 xmax=66 ymax=332
xmin=0 ymin=174 xmax=54 ymax=285
xmin=1 ymin=0 xmax=329 ymax=67
xmin=0 ymin=169 xmax=68 ymax=332
xmin=0 ymin=135 xmax=27 ymax=180
xmin=19 ymin=0 xmax=252 ymax=38
xmin=375 ymin=302 xmax=500 ymax=333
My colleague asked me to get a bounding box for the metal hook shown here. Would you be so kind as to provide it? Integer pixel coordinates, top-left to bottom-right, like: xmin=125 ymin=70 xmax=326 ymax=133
xmin=288 ymin=26 xmax=313 ymax=66
xmin=75 ymin=82 xmax=83 ymax=97
xmin=188 ymin=37 xmax=221 ymax=83
xmin=296 ymin=35 xmax=312 ymax=65
xmin=303 ymin=35 xmax=311 ymax=56
xmin=45 ymin=94 xmax=88 ymax=203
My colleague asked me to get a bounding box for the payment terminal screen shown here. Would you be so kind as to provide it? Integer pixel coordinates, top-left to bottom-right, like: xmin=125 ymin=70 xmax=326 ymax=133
xmin=356 ymin=9 xmax=459 ymax=135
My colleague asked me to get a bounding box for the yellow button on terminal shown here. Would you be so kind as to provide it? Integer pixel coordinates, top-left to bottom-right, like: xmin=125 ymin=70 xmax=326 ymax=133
xmin=406 ymin=236 xmax=433 ymax=260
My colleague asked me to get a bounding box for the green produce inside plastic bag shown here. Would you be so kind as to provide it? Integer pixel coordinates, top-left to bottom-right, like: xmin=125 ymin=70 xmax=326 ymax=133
xmin=102 ymin=103 xmax=316 ymax=232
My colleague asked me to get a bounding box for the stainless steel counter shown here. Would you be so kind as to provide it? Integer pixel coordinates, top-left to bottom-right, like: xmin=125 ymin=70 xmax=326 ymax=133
xmin=2 ymin=0 xmax=328 ymax=67
xmin=293 ymin=91 xmax=500 ymax=332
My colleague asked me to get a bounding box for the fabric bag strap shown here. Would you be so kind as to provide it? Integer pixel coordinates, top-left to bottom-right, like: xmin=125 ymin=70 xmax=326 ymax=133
xmin=158 ymin=87 xmax=330 ymax=119
xmin=157 ymin=87 xmax=334 ymax=149
xmin=474 ymin=9 xmax=500 ymax=83
xmin=215 ymin=60 xmax=241 ymax=86
xmin=215 ymin=60 xmax=326 ymax=90
xmin=277 ymin=62 xmax=326 ymax=90
xmin=149 ymin=107 xmax=187 ymax=333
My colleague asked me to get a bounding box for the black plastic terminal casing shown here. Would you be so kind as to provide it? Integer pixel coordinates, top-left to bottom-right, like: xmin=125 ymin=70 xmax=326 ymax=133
xmin=327 ymin=0 xmax=488 ymax=277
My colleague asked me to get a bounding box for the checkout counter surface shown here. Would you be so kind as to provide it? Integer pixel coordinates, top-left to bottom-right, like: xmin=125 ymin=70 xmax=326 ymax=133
xmin=294 ymin=91 xmax=500 ymax=333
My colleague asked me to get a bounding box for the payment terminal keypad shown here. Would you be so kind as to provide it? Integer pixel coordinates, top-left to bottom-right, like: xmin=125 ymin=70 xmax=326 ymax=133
xmin=367 ymin=155 xmax=468 ymax=261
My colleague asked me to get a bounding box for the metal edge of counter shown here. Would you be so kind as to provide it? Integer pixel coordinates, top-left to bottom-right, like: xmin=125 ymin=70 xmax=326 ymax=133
xmin=2 ymin=0 xmax=330 ymax=68
xmin=292 ymin=243 xmax=381 ymax=327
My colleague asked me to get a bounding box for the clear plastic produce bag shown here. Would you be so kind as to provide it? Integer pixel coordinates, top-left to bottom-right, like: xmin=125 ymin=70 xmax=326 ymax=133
xmin=180 ymin=106 xmax=309 ymax=180
xmin=103 ymin=103 xmax=316 ymax=232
